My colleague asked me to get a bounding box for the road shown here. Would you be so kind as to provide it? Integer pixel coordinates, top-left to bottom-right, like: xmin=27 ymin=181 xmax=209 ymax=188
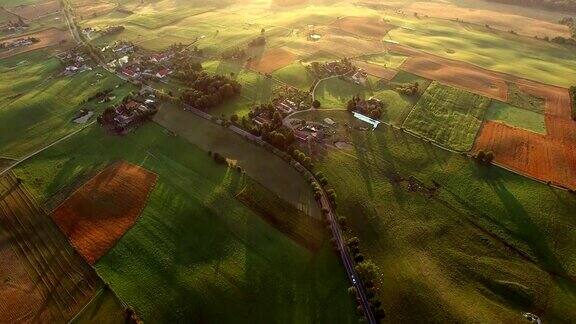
xmin=61 ymin=5 xmax=377 ymax=321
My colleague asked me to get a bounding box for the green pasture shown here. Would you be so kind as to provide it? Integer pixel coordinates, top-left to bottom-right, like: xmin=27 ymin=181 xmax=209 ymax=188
xmin=272 ymin=61 xmax=315 ymax=91
xmin=0 ymin=54 xmax=135 ymax=159
xmin=72 ymin=288 xmax=125 ymax=324
xmin=299 ymin=110 xmax=576 ymax=323
xmin=387 ymin=16 xmax=576 ymax=87
xmin=154 ymin=103 xmax=320 ymax=219
xmin=14 ymin=123 xmax=357 ymax=323
xmin=507 ymin=83 xmax=545 ymax=114
xmin=314 ymin=77 xmax=367 ymax=109
xmin=357 ymin=52 xmax=408 ymax=69
xmin=485 ymin=101 xmax=546 ymax=134
xmin=403 ymin=82 xmax=490 ymax=151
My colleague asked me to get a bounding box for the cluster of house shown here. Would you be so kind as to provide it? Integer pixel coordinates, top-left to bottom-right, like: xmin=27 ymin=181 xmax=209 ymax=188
xmin=112 ymin=48 xmax=174 ymax=81
xmin=252 ymin=98 xmax=299 ymax=126
xmin=0 ymin=36 xmax=37 ymax=50
xmin=294 ymin=122 xmax=328 ymax=142
xmin=100 ymin=93 xmax=158 ymax=131
xmin=57 ymin=48 xmax=92 ymax=76
xmin=324 ymin=60 xmax=368 ymax=85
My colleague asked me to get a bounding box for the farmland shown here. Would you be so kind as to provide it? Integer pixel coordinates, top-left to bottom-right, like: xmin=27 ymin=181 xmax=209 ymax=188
xmin=403 ymin=82 xmax=491 ymax=151
xmin=3 ymin=0 xmax=576 ymax=321
xmin=52 ymin=161 xmax=158 ymax=264
xmin=0 ymin=51 xmax=136 ymax=159
xmin=297 ymin=110 xmax=576 ymax=323
xmin=14 ymin=123 xmax=358 ymax=322
xmin=0 ymin=171 xmax=101 ymax=323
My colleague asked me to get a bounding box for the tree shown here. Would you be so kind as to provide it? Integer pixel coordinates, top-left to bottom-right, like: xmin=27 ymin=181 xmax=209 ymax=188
xmin=230 ymin=114 xmax=239 ymax=122
xmin=312 ymin=99 xmax=321 ymax=109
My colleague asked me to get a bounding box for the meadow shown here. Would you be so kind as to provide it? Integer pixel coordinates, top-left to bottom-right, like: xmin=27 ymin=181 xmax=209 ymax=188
xmin=14 ymin=123 xmax=357 ymax=323
xmin=402 ymin=82 xmax=491 ymax=151
xmin=484 ymin=101 xmax=546 ymax=134
xmin=0 ymin=51 xmax=135 ymax=159
xmin=272 ymin=61 xmax=315 ymax=91
xmin=386 ymin=15 xmax=576 ymax=87
xmin=300 ymin=110 xmax=576 ymax=323
xmin=154 ymin=103 xmax=320 ymax=218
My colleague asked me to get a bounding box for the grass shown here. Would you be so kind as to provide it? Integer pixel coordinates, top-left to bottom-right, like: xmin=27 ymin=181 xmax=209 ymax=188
xmin=506 ymin=82 xmax=545 ymax=114
xmin=0 ymin=51 xmax=136 ymax=159
xmin=272 ymin=61 xmax=315 ymax=91
xmin=71 ymin=288 xmax=125 ymax=324
xmin=314 ymin=77 xmax=367 ymax=109
xmin=298 ymin=110 xmax=576 ymax=323
xmin=202 ymin=59 xmax=274 ymax=114
xmin=387 ymin=16 xmax=576 ymax=87
xmin=485 ymin=101 xmax=546 ymax=134
xmin=14 ymin=123 xmax=357 ymax=323
xmin=403 ymin=82 xmax=491 ymax=151
xmin=358 ymin=52 xmax=408 ymax=69
xmin=153 ymin=103 xmax=321 ymax=219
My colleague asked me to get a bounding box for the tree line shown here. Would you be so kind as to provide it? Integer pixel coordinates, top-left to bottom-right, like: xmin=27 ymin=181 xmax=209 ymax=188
xmin=178 ymin=71 xmax=242 ymax=111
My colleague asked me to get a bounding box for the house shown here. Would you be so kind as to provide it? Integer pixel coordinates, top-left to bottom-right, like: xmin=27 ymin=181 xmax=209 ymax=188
xmin=275 ymin=99 xmax=297 ymax=114
xmin=155 ymin=68 xmax=172 ymax=79
xmin=294 ymin=130 xmax=310 ymax=142
xmin=149 ymin=52 xmax=172 ymax=63
xmin=121 ymin=67 xmax=140 ymax=79
xmin=253 ymin=116 xmax=270 ymax=126
xmin=351 ymin=70 xmax=368 ymax=85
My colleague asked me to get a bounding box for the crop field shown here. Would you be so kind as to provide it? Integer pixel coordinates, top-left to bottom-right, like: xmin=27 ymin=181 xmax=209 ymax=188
xmin=484 ymin=101 xmax=546 ymax=134
xmin=0 ymin=50 xmax=61 ymax=107
xmin=246 ymin=47 xmax=297 ymax=74
xmin=154 ymin=103 xmax=321 ymax=218
xmin=272 ymin=61 xmax=314 ymax=91
xmin=70 ymin=287 xmax=125 ymax=324
xmin=403 ymin=82 xmax=491 ymax=151
xmin=0 ymin=53 xmax=136 ymax=159
xmin=358 ymin=52 xmax=408 ymax=69
xmin=474 ymin=81 xmax=576 ymax=189
xmin=298 ymin=110 xmax=576 ymax=323
xmin=401 ymin=1 xmax=571 ymax=38
xmin=393 ymin=44 xmax=508 ymax=101
xmin=52 ymin=161 xmax=158 ymax=264
xmin=0 ymin=27 xmax=71 ymax=59
xmin=6 ymin=0 xmax=60 ymax=20
xmin=13 ymin=123 xmax=357 ymax=322
xmin=386 ymin=16 xmax=576 ymax=87
xmin=236 ymin=180 xmax=325 ymax=251
xmin=352 ymin=60 xmax=398 ymax=81
xmin=331 ymin=16 xmax=395 ymax=39
xmin=0 ymin=172 xmax=101 ymax=323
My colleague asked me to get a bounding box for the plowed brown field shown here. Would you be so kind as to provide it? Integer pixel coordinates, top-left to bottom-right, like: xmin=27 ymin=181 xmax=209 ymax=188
xmin=353 ymin=60 xmax=398 ymax=80
xmin=474 ymin=82 xmax=576 ymax=189
xmin=247 ymin=47 xmax=296 ymax=74
xmin=392 ymin=44 xmax=508 ymax=101
xmin=0 ymin=172 xmax=99 ymax=323
xmin=0 ymin=28 xmax=71 ymax=59
xmin=52 ymin=161 xmax=157 ymax=264
xmin=384 ymin=44 xmax=576 ymax=189
xmin=332 ymin=16 xmax=395 ymax=39
xmin=8 ymin=1 xmax=60 ymax=20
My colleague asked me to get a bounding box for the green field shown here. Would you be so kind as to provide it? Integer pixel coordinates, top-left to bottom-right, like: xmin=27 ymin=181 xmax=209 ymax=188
xmin=15 ymin=123 xmax=357 ymax=323
xmin=314 ymin=77 xmax=367 ymax=109
xmin=272 ymin=61 xmax=315 ymax=91
xmin=387 ymin=16 xmax=576 ymax=87
xmin=298 ymin=110 xmax=576 ymax=323
xmin=0 ymin=51 xmax=136 ymax=159
xmin=154 ymin=103 xmax=321 ymax=218
xmin=357 ymin=52 xmax=408 ymax=69
xmin=72 ymin=288 xmax=125 ymax=324
xmin=485 ymin=101 xmax=546 ymax=134
xmin=403 ymin=82 xmax=491 ymax=151
xmin=506 ymin=82 xmax=545 ymax=114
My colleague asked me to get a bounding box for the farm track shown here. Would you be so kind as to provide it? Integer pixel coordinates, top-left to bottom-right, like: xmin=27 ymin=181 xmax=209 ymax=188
xmin=0 ymin=172 xmax=98 ymax=322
